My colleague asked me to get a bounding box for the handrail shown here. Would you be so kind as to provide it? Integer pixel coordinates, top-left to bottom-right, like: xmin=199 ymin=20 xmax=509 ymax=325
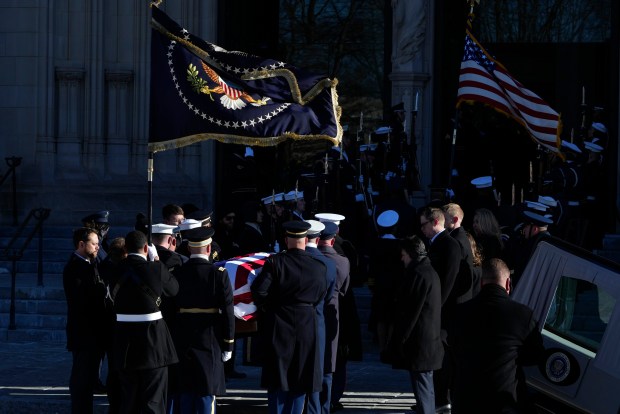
xmin=2 ymin=207 xmax=51 ymax=330
xmin=0 ymin=156 xmax=22 ymax=225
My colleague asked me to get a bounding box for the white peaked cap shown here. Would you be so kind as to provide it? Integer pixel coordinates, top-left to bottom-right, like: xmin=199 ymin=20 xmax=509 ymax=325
xmin=377 ymin=210 xmax=399 ymax=227
xmin=315 ymin=213 xmax=346 ymax=225
xmin=305 ymin=220 xmax=326 ymax=237
xmin=151 ymin=223 xmax=178 ymax=235
xmin=178 ymin=219 xmax=202 ymax=231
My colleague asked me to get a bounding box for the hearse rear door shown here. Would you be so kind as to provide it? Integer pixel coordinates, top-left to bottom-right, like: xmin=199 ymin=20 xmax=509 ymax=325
xmin=512 ymin=238 xmax=620 ymax=414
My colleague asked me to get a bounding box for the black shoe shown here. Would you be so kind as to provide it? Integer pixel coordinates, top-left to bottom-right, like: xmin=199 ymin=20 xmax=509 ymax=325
xmin=331 ymin=401 xmax=344 ymax=412
xmin=226 ymin=370 xmax=247 ymax=379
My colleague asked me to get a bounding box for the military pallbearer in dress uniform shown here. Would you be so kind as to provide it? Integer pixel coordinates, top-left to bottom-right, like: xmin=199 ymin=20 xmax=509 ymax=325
xmin=251 ymin=221 xmax=329 ymax=414
xmin=170 ymin=226 xmax=235 ymax=414
xmin=111 ymin=230 xmax=179 ymax=414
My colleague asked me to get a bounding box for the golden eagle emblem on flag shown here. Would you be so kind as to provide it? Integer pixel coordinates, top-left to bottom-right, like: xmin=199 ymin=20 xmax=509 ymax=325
xmin=186 ymin=62 xmax=270 ymax=110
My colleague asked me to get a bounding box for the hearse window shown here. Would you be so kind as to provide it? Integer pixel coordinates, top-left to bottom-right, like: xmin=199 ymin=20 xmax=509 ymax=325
xmin=545 ymin=276 xmax=616 ymax=353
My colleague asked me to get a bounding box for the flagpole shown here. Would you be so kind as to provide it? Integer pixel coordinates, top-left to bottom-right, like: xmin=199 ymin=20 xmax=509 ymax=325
xmin=447 ymin=109 xmax=459 ymax=188
xmin=147 ymin=151 xmax=154 ymax=245
xmin=448 ymin=0 xmax=478 ymax=189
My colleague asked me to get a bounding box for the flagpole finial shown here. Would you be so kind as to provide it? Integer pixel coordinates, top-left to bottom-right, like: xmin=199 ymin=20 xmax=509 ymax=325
xmin=467 ymin=0 xmax=480 ymax=26
xmin=150 ymin=0 xmax=163 ymax=8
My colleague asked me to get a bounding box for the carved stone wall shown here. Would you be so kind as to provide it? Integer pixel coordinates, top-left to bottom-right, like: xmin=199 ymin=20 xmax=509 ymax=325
xmin=0 ymin=1 xmax=219 ymax=226
xmin=390 ymin=0 xmax=434 ymax=208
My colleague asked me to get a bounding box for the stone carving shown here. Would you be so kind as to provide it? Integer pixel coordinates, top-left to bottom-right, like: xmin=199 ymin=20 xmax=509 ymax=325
xmin=392 ymin=0 xmax=426 ymax=70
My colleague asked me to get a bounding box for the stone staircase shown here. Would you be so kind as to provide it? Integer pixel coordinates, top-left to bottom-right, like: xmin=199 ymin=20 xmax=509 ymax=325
xmin=0 ymin=223 xmax=132 ymax=342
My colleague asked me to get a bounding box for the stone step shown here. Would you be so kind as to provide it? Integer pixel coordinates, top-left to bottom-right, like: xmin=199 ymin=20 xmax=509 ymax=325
xmin=1 ymin=327 xmax=67 ymax=342
xmin=0 ymin=298 xmax=66 ymax=315
xmin=0 ymin=261 xmax=66 ymax=274
xmin=0 ymin=312 xmax=66 ymax=330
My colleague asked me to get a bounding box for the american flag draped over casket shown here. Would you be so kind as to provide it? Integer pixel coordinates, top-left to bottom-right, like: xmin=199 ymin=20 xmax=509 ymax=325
xmin=215 ymin=252 xmax=271 ymax=321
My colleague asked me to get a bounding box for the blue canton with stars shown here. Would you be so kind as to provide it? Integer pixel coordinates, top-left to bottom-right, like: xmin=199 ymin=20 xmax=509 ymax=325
xmin=463 ymin=33 xmax=496 ymax=73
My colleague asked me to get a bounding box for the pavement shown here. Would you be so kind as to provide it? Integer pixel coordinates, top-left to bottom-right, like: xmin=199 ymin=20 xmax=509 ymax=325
xmin=0 ymin=340 xmax=416 ymax=414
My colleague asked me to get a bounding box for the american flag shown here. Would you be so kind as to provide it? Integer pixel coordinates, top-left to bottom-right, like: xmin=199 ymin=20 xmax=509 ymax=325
xmin=457 ymin=29 xmax=561 ymax=152
xmin=215 ymin=252 xmax=271 ymax=321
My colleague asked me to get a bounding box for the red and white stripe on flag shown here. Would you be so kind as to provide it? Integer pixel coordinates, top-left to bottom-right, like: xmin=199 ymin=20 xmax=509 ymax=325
xmin=457 ymin=29 xmax=561 ymax=152
xmin=219 ymin=252 xmax=271 ymax=321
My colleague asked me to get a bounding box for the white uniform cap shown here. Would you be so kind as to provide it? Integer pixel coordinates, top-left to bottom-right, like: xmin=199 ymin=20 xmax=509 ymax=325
xmin=584 ymin=141 xmax=604 ymax=153
xmin=262 ymin=192 xmax=285 ymax=205
xmin=374 ymin=126 xmax=392 ymax=135
xmin=561 ymin=140 xmax=582 ymax=154
xmin=470 ymin=176 xmax=493 ymax=188
xmin=284 ymin=190 xmax=304 ymax=201
xmin=538 ymin=195 xmax=558 ymax=207
xmin=305 ymin=220 xmax=326 ymax=237
xmin=524 ymin=200 xmax=549 ymax=212
xmin=315 ymin=213 xmax=346 ymax=225
xmin=522 ymin=210 xmax=553 ymax=226
xmin=377 ymin=210 xmax=399 ymax=227
xmin=592 ymin=122 xmax=607 ymax=134
xmin=151 ymin=223 xmax=178 ymax=235
xmin=178 ymin=219 xmax=202 ymax=231
xmin=359 ymin=144 xmax=378 ymax=153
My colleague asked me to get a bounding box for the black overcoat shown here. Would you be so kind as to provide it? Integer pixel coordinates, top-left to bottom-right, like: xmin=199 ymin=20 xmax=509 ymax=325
xmin=251 ymin=248 xmax=328 ymax=393
xmin=450 ymin=283 xmax=545 ymax=414
xmin=390 ymin=257 xmax=444 ymax=372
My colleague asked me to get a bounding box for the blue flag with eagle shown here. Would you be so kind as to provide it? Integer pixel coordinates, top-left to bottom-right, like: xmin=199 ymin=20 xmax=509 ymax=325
xmin=149 ymin=6 xmax=342 ymax=152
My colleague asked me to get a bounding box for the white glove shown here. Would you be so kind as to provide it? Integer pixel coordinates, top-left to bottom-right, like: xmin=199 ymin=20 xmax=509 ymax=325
xmin=222 ymin=351 xmax=232 ymax=362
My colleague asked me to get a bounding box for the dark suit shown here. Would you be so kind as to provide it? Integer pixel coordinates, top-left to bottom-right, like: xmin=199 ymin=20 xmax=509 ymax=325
xmin=171 ymin=256 xmax=235 ymax=407
xmin=450 ymin=284 xmax=544 ymax=414
xmin=251 ymin=248 xmax=328 ymax=414
xmin=63 ymin=253 xmax=108 ymax=414
xmin=427 ymin=229 xmax=461 ymax=408
xmin=112 ymin=254 xmax=179 ymax=414
xmin=448 ymin=227 xmax=476 ymax=304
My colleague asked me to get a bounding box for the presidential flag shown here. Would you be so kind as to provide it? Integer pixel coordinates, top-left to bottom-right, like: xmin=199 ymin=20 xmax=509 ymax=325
xmin=149 ymin=7 xmax=342 ymax=152
xmin=215 ymin=252 xmax=271 ymax=321
xmin=457 ymin=28 xmax=562 ymax=153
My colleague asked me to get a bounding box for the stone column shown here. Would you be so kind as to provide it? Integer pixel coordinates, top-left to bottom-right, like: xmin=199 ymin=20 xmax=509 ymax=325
xmin=389 ymin=0 xmax=434 ymax=209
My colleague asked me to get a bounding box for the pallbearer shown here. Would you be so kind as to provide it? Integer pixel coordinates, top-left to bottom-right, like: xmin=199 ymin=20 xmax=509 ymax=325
xmin=171 ymin=226 xmax=235 ymax=414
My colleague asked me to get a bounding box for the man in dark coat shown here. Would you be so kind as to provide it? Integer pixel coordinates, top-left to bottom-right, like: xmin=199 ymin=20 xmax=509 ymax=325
xmin=63 ymin=227 xmax=108 ymax=414
xmin=111 ymin=230 xmax=179 ymax=414
xmin=251 ymin=221 xmax=328 ymax=414
xmin=450 ymin=258 xmax=545 ymax=414
xmin=304 ymin=220 xmax=337 ymax=414
xmin=171 ymin=226 xmax=235 ymax=414
xmin=389 ymin=235 xmax=443 ymax=414
xmin=419 ymin=206 xmax=461 ymax=413
xmin=442 ymin=203 xmax=476 ymax=301
xmin=317 ymin=222 xmax=351 ymax=413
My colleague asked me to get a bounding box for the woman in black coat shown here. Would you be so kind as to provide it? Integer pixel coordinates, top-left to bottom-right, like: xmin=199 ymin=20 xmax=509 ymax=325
xmin=388 ymin=236 xmax=444 ymax=414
